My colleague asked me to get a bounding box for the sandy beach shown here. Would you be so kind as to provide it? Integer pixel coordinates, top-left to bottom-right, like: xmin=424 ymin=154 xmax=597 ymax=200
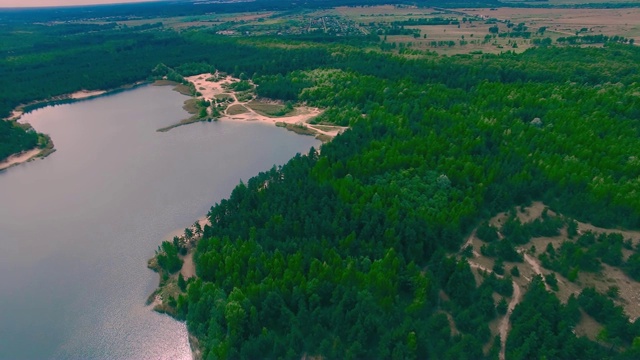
xmin=0 ymin=148 xmax=42 ymax=171
xmin=70 ymin=89 xmax=107 ymax=100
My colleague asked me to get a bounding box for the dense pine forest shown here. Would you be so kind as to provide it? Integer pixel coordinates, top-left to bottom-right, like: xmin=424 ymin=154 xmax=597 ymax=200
xmin=4 ymin=4 xmax=640 ymax=358
xmin=173 ymin=41 xmax=640 ymax=358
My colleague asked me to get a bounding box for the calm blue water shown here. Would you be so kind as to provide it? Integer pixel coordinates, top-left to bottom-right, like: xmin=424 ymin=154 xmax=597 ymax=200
xmin=0 ymin=85 xmax=319 ymax=359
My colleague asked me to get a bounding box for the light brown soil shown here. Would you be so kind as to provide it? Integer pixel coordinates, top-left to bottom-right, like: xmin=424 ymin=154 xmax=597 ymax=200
xmin=182 ymin=72 xmax=348 ymax=140
xmin=181 ymin=251 xmax=195 ymax=279
xmin=0 ymin=148 xmax=42 ymax=171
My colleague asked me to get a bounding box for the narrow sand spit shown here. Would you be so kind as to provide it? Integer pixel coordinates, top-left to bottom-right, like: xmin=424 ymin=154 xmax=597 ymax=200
xmin=499 ymin=282 xmax=521 ymax=360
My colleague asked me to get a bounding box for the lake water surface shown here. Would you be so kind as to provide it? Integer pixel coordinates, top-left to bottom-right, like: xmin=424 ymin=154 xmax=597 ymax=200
xmin=0 ymin=85 xmax=319 ymax=359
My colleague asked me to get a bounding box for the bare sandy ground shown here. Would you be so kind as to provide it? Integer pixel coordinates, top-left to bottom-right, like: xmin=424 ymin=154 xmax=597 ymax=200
xmin=0 ymin=148 xmax=41 ymax=171
xmin=8 ymin=109 xmax=24 ymax=121
xmin=181 ymin=251 xmax=195 ymax=279
xmin=184 ymin=72 xmax=348 ymax=139
xmin=70 ymin=89 xmax=106 ymax=100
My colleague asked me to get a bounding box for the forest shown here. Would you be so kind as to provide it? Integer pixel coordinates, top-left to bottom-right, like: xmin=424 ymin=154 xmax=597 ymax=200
xmin=168 ymin=37 xmax=640 ymax=359
xmin=3 ymin=4 xmax=640 ymax=358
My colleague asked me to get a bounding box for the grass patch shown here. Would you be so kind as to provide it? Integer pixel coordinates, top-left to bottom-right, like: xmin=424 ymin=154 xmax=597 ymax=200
xmin=247 ymin=101 xmax=292 ymax=117
xmin=173 ymin=83 xmax=193 ymax=96
xmin=153 ymin=79 xmax=179 ymax=86
xmin=315 ymin=133 xmax=333 ymax=143
xmin=227 ymin=104 xmax=249 ymax=115
xmin=182 ymin=98 xmax=199 ymax=114
xmin=276 ymin=122 xmax=316 ymax=136
xmin=311 ymin=124 xmax=341 ymax=132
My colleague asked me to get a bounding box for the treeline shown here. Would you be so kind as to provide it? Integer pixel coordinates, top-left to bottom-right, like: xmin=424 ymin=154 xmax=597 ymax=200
xmin=557 ymin=34 xmax=633 ymax=45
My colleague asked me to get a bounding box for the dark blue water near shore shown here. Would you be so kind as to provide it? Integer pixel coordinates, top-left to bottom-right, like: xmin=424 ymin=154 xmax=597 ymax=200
xmin=0 ymin=85 xmax=319 ymax=359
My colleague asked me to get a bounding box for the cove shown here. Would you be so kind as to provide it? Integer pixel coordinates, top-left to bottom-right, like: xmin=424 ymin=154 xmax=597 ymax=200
xmin=0 ymin=84 xmax=320 ymax=359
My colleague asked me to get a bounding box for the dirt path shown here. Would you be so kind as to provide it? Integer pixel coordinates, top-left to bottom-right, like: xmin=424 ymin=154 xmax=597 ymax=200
xmin=463 ymin=229 xmax=482 ymax=257
xmin=499 ymin=281 xmax=521 ymax=360
xmin=523 ymin=253 xmax=552 ymax=291
xmin=181 ymin=251 xmax=196 ymax=278
xmin=469 ymin=260 xmax=522 ymax=360
xmin=465 ymin=228 xmax=523 ymax=360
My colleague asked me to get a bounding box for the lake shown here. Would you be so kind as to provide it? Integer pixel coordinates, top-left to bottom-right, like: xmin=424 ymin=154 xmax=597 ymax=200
xmin=0 ymin=85 xmax=320 ymax=359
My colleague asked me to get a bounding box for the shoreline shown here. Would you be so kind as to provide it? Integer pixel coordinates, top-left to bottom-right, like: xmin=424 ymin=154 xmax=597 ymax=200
xmin=1 ymin=82 xmax=147 ymax=171
xmin=147 ymin=215 xmax=209 ymax=360
xmin=0 ymin=148 xmax=42 ymax=172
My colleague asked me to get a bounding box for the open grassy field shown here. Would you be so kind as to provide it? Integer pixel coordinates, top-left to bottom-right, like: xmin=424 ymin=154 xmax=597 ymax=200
xmin=463 ymin=7 xmax=640 ymax=41
xmin=89 ymin=5 xmax=639 ymax=57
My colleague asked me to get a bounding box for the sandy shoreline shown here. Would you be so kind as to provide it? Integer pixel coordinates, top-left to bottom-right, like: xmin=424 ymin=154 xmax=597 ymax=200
xmin=146 ymin=214 xmax=209 ymax=358
xmin=0 ymin=148 xmax=42 ymax=171
xmin=70 ymin=89 xmax=107 ymax=100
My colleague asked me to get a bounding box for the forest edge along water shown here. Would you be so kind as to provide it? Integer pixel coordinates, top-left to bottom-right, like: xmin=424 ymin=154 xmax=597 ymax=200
xmin=0 ymin=80 xmax=320 ymax=359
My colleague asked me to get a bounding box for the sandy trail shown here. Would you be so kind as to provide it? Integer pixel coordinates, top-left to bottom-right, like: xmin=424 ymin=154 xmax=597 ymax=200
xmin=184 ymin=72 xmax=347 ymax=138
xmin=468 ymin=260 xmax=522 ymax=360
xmin=463 ymin=229 xmax=482 ymax=257
xmin=499 ymin=281 xmax=521 ymax=360
xmin=465 ymin=227 xmax=523 ymax=360
xmin=181 ymin=251 xmax=195 ymax=278
xmin=0 ymin=148 xmax=41 ymax=171
xmin=523 ymin=253 xmax=552 ymax=291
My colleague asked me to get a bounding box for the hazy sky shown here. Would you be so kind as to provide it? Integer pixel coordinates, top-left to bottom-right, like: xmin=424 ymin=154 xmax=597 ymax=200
xmin=0 ymin=0 xmax=160 ymax=7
